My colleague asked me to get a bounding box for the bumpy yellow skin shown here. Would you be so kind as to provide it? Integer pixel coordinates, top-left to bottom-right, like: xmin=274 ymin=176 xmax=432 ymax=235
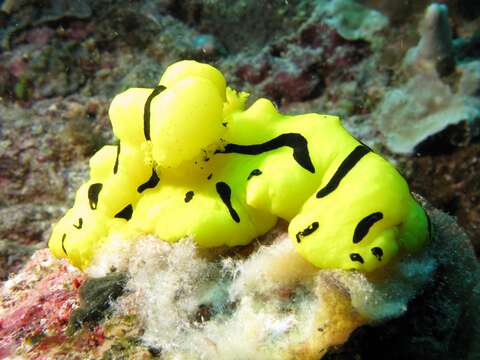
xmin=48 ymin=60 xmax=429 ymax=271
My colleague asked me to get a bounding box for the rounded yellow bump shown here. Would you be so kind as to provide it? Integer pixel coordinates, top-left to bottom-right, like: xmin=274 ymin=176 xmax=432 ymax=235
xmin=159 ymin=60 xmax=226 ymax=100
xmin=109 ymin=88 xmax=153 ymax=145
xmin=150 ymin=77 xmax=224 ymax=168
xmin=89 ymin=145 xmax=118 ymax=181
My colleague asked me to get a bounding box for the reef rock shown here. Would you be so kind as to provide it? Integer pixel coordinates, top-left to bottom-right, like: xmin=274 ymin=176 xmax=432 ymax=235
xmin=1 ymin=199 xmax=478 ymax=359
xmin=318 ymin=0 xmax=389 ymax=43
xmin=374 ymin=63 xmax=480 ymax=154
xmin=0 ymin=0 xmax=91 ymax=49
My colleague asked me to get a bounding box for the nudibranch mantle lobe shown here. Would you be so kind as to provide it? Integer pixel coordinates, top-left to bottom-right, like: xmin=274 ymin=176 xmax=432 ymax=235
xmin=48 ymin=60 xmax=429 ymax=272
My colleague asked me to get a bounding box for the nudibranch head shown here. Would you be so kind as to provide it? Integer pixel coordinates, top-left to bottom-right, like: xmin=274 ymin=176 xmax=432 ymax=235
xmin=289 ymin=154 xmax=430 ymax=272
xmin=48 ymin=60 xmax=429 ymax=272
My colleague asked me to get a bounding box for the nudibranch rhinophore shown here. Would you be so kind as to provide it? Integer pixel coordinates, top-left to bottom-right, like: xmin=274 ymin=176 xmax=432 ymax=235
xmin=48 ymin=60 xmax=429 ymax=272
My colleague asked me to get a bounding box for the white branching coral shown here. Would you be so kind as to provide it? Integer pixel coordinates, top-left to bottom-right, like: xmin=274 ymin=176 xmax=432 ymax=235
xmin=375 ymin=3 xmax=480 ymax=154
xmin=404 ymin=3 xmax=454 ymax=76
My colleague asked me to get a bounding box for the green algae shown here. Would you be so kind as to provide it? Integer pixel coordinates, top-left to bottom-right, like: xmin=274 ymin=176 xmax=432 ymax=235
xmin=14 ymin=76 xmax=32 ymax=100
xmin=100 ymin=336 xmax=144 ymax=360
xmin=68 ymin=272 xmax=128 ymax=333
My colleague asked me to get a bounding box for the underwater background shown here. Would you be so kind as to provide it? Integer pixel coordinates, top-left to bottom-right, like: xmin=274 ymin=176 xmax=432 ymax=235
xmin=0 ymin=0 xmax=479 ymax=359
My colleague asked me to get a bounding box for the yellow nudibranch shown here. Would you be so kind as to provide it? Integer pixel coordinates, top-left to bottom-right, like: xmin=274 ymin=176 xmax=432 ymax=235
xmin=48 ymin=60 xmax=429 ymax=272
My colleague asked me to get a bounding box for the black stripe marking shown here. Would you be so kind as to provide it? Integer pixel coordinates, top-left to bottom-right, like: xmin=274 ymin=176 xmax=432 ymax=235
xmin=371 ymin=247 xmax=384 ymax=261
xmin=295 ymin=222 xmax=319 ymax=243
xmin=114 ymin=204 xmax=133 ymax=221
xmin=216 ymin=133 xmax=315 ymax=173
xmin=73 ymin=218 xmax=83 ymax=229
xmin=353 ymin=212 xmax=383 ymax=244
xmin=88 ymin=183 xmax=103 ymax=210
xmin=137 ymin=169 xmax=160 ymax=193
xmin=426 ymin=211 xmax=432 ymax=241
xmin=353 ymin=136 xmax=373 ymax=152
xmin=113 ymin=143 xmax=120 ymax=174
xmin=350 ymin=253 xmax=364 ymax=264
xmin=207 ymin=173 xmax=213 ymax=180
xmin=317 ymin=145 xmax=370 ymax=198
xmin=61 ymin=233 xmax=67 ymax=255
xmin=202 ymin=150 xmax=210 ymax=162
xmin=247 ymin=169 xmax=262 ymax=180
xmin=216 ymin=182 xmax=240 ymax=223
xmin=185 ymin=191 xmax=194 ymax=203
xmin=144 ymin=85 xmax=166 ymax=141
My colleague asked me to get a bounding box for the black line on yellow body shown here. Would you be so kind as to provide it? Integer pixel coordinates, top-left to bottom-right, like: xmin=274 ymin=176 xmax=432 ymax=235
xmin=353 ymin=136 xmax=373 ymax=152
xmin=247 ymin=169 xmax=262 ymax=180
xmin=144 ymin=85 xmax=166 ymax=141
xmin=185 ymin=191 xmax=194 ymax=203
xmin=350 ymin=253 xmax=364 ymax=264
xmin=353 ymin=212 xmax=383 ymax=244
xmin=216 ymin=182 xmax=240 ymax=223
xmin=61 ymin=233 xmax=67 ymax=255
xmin=316 ymin=145 xmax=370 ymax=198
xmin=113 ymin=143 xmax=120 ymax=174
xmin=73 ymin=218 xmax=83 ymax=229
xmin=207 ymin=173 xmax=213 ymax=180
xmin=115 ymin=204 xmax=133 ymax=221
xmin=202 ymin=150 xmax=210 ymax=162
xmin=371 ymin=247 xmax=383 ymax=261
xmin=137 ymin=169 xmax=160 ymax=193
xmin=426 ymin=210 xmax=432 ymax=241
xmin=216 ymin=133 xmax=315 ymax=173
xmin=295 ymin=222 xmax=319 ymax=243
xmin=88 ymin=183 xmax=103 ymax=210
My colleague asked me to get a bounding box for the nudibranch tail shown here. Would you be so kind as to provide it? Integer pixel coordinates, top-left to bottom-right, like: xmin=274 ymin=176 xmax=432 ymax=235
xmin=48 ymin=60 xmax=429 ymax=272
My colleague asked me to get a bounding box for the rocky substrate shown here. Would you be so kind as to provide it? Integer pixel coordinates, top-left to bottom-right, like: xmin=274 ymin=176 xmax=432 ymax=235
xmin=1 ymin=199 xmax=478 ymax=359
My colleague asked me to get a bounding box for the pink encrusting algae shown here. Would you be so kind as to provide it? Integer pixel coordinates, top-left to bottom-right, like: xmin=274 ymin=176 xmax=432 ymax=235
xmin=0 ymin=249 xmax=86 ymax=359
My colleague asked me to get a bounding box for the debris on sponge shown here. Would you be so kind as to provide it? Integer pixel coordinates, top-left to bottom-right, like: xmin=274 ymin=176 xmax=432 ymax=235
xmin=90 ymin=231 xmax=365 ymax=359
xmin=80 ymin=198 xmax=475 ymax=359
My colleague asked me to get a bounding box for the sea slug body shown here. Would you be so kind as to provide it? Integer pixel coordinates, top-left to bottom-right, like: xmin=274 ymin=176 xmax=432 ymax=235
xmin=48 ymin=60 xmax=429 ymax=272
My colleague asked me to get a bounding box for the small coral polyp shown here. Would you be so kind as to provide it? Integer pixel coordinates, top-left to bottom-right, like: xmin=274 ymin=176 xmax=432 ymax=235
xmin=48 ymin=60 xmax=429 ymax=272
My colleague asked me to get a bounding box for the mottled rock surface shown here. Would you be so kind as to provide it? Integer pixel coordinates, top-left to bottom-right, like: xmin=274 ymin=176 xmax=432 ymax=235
xmin=325 ymin=199 xmax=480 ymax=360
xmin=0 ymin=202 xmax=478 ymax=359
